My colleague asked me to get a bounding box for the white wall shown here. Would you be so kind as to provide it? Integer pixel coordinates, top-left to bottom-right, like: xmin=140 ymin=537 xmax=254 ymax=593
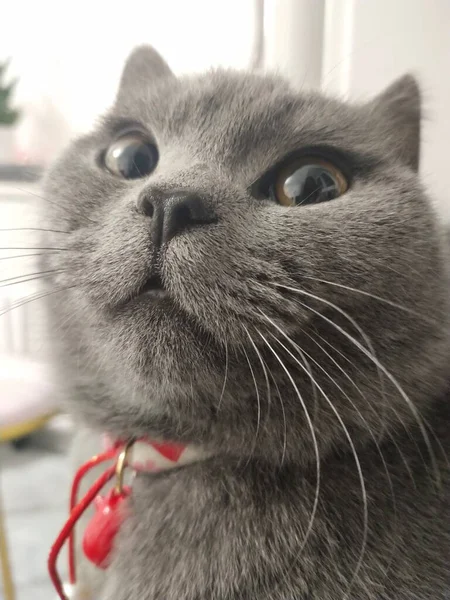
xmin=321 ymin=0 xmax=450 ymax=215
xmin=263 ymin=0 xmax=325 ymax=89
xmin=1 ymin=0 xmax=257 ymax=137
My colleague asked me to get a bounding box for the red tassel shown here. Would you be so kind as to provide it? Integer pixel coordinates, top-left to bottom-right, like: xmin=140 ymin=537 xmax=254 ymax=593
xmin=82 ymin=487 xmax=130 ymax=569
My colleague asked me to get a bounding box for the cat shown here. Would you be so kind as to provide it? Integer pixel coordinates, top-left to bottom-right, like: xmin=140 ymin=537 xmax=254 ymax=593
xmin=41 ymin=46 xmax=450 ymax=599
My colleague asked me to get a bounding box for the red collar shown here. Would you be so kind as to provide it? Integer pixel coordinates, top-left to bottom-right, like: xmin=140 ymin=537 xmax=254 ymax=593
xmin=102 ymin=435 xmax=209 ymax=472
xmin=48 ymin=437 xmax=209 ymax=600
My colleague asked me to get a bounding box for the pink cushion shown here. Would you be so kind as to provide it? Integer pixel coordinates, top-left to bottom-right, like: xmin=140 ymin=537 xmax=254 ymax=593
xmin=0 ymin=355 xmax=57 ymax=426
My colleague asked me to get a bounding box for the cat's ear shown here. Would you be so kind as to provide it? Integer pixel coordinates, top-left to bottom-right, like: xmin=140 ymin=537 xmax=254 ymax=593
xmin=369 ymin=75 xmax=421 ymax=171
xmin=116 ymin=45 xmax=174 ymax=106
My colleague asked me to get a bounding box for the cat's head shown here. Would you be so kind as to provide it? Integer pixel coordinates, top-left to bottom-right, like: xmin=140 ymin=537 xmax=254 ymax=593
xmin=42 ymin=47 xmax=449 ymax=463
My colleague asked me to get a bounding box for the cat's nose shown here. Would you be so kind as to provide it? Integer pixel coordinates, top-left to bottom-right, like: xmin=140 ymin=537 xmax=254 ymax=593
xmin=136 ymin=190 xmax=217 ymax=246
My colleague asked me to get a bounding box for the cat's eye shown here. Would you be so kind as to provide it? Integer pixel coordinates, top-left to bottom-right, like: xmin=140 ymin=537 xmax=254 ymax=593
xmin=104 ymin=133 xmax=158 ymax=179
xmin=272 ymin=157 xmax=348 ymax=207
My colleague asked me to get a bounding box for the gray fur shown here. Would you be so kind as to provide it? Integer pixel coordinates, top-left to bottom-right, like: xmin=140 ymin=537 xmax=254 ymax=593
xmin=41 ymin=46 xmax=450 ymax=599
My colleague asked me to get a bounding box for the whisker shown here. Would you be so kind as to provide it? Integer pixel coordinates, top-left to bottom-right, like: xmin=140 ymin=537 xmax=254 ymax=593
xmin=0 ymin=227 xmax=69 ymax=234
xmin=290 ymin=333 xmax=319 ymax=424
xmin=0 ymin=292 xmax=42 ymax=318
xmin=301 ymin=332 xmax=397 ymax=476
xmin=314 ymin=312 xmax=438 ymax=483
xmin=0 ymin=247 xmax=69 ymax=251
xmin=216 ymin=340 xmax=229 ymax=411
xmin=243 ymin=326 xmax=274 ymax=448
xmin=247 ymin=331 xmax=289 ymax=466
xmin=272 ymin=282 xmax=387 ymax=361
xmin=302 ymin=276 xmax=436 ymax=324
xmin=295 ymin=185 xmax=323 ymax=206
xmin=11 ymin=186 xmax=96 ymax=225
xmin=262 ymin=322 xmax=368 ymax=599
xmin=311 ymin=329 xmax=388 ymax=442
xmin=308 ymin=330 xmax=366 ymax=397
xmin=313 ymin=329 xmax=371 ymax=383
xmin=0 ymin=252 xmax=61 ymax=261
xmin=266 ymin=362 xmax=288 ymax=466
xmin=377 ymin=259 xmax=423 ymax=280
xmin=336 ymin=247 xmax=429 ymax=279
xmin=0 ymin=286 xmax=74 ymax=318
xmin=0 ymin=269 xmax=63 ymax=285
xmin=422 ymin=415 xmax=450 ymax=473
xmin=269 ymin=324 xmax=399 ymax=586
xmin=257 ymin=330 xmax=321 ymax=555
xmin=273 ymin=283 xmax=440 ymax=484
xmin=242 ymin=345 xmax=261 ymax=461
xmin=132 ymin=158 xmax=143 ymax=179
xmin=307 ymin=329 xmax=417 ymax=485
xmin=273 ymin=281 xmax=391 ymax=437
xmin=0 ymin=271 xmax=64 ymax=288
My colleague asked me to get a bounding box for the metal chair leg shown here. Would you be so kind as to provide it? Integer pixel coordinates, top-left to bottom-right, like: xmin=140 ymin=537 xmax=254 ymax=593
xmin=0 ymin=484 xmax=15 ymax=600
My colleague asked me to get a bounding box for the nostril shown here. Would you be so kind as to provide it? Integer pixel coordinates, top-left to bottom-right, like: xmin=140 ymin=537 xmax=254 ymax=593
xmin=173 ymin=203 xmax=193 ymax=229
xmin=163 ymin=193 xmax=216 ymax=244
xmin=136 ymin=193 xmax=155 ymax=217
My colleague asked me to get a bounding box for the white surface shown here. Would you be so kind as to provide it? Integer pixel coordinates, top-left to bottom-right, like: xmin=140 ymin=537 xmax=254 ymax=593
xmin=0 ymin=355 xmax=56 ymax=425
xmin=321 ymin=0 xmax=355 ymax=97
xmin=264 ymin=0 xmax=325 ymax=89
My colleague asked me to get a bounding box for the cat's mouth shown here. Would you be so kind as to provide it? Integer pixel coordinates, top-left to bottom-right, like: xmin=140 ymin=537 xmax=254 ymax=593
xmin=137 ymin=274 xmax=168 ymax=299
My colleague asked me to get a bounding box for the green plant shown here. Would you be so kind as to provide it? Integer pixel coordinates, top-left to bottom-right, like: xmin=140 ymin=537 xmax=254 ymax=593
xmin=0 ymin=60 xmax=20 ymax=126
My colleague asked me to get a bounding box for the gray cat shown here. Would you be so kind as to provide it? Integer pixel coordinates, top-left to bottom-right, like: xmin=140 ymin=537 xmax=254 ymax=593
xmin=41 ymin=46 xmax=450 ymax=599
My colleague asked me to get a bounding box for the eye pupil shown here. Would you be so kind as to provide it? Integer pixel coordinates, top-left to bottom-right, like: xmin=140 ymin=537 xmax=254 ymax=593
xmin=283 ymin=165 xmax=340 ymax=206
xmin=104 ymin=134 xmax=158 ymax=179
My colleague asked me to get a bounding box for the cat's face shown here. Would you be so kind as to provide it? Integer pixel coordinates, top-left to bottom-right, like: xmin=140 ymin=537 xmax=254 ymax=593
xmin=43 ymin=47 xmax=449 ymax=461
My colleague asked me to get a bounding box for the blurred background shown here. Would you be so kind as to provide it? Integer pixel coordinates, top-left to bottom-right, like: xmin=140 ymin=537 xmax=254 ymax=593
xmin=0 ymin=1 xmax=449 ymax=598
